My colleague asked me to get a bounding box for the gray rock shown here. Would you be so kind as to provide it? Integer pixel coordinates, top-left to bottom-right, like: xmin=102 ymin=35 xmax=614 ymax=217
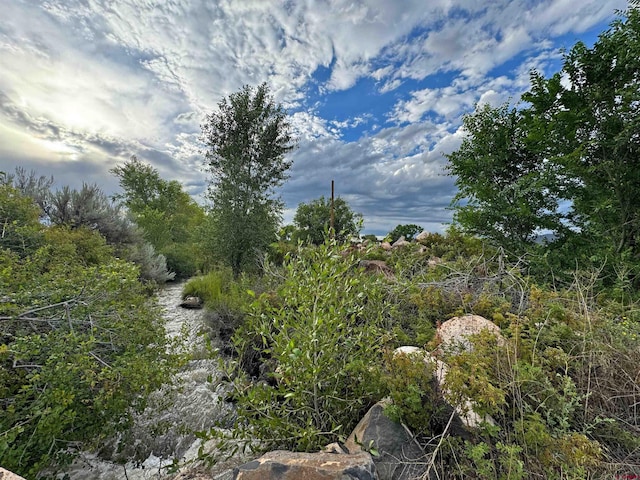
xmin=180 ymin=296 xmax=203 ymax=309
xmin=345 ymin=399 xmax=429 ymax=480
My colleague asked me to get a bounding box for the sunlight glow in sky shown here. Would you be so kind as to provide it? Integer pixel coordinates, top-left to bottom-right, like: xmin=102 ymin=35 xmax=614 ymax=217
xmin=0 ymin=0 xmax=629 ymax=234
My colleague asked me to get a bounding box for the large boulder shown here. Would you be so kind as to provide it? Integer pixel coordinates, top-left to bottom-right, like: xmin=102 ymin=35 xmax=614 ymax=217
xmin=359 ymin=260 xmax=394 ymax=278
xmin=233 ymin=450 xmax=377 ymax=480
xmin=394 ymin=344 xmax=496 ymax=430
xmin=391 ymin=236 xmax=410 ymax=248
xmin=414 ymin=231 xmax=430 ymax=243
xmin=437 ymin=314 xmax=504 ymax=353
xmin=180 ymin=296 xmax=203 ymax=309
xmin=345 ymin=399 xmax=429 ymax=480
xmin=0 ymin=468 xmax=26 ymax=480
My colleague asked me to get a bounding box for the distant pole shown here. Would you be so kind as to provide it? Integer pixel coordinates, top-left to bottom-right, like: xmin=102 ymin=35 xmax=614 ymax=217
xmin=330 ymin=180 xmax=335 ymax=239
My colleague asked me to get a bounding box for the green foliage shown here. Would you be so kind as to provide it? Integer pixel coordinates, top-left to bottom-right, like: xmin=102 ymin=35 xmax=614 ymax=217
xmin=386 ymin=224 xmax=423 ymax=243
xmin=183 ymin=268 xmax=253 ymax=313
xmin=202 ymin=83 xmax=297 ymax=276
xmin=111 ymin=156 xmax=207 ymax=278
xmin=0 ymin=183 xmax=43 ymax=256
xmin=380 ymin=350 xmax=448 ymax=437
xmin=447 ymin=7 xmax=640 ymax=287
xmin=228 ymin=241 xmax=389 ymax=452
xmin=0 ymin=218 xmax=179 ymax=477
xmin=447 ymin=103 xmax=561 ymax=257
xmin=293 ymin=196 xmax=362 ymax=245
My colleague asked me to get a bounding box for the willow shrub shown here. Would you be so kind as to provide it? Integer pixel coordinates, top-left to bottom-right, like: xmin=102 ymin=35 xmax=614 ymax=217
xmin=0 ymin=225 xmax=180 ymax=477
xmin=229 ymin=241 xmax=391 ymax=452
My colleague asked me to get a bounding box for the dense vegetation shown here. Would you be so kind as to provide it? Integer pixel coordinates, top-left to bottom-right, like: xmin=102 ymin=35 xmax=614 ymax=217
xmin=191 ymin=232 xmax=639 ymax=478
xmin=448 ymin=4 xmax=640 ymax=288
xmin=0 ymin=181 xmax=181 ymax=477
xmin=112 ymin=156 xmax=208 ymax=277
xmin=2 ymin=4 xmax=639 ymax=479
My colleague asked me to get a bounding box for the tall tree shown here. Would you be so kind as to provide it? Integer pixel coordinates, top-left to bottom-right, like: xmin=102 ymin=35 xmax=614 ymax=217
xmin=293 ymin=196 xmax=362 ymax=245
xmin=447 ymin=103 xmax=562 ymax=255
xmin=201 ymin=83 xmax=296 ymax=275
xmin=448 ymin=5 xmax=640 ymax=282
xmin=555 ymin=7 xmax=640 ymax=258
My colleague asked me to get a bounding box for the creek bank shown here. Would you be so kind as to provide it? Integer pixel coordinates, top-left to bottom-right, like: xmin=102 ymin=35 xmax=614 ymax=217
xmin=59 ymin=281 xmax=242 ymax=479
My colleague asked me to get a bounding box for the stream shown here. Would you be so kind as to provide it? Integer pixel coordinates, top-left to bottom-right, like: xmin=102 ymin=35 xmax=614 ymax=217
xmin=60 ymin=281 xmax=240 ymax=479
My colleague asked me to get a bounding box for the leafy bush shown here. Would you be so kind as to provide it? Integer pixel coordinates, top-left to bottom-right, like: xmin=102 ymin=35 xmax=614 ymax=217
xmin=380 ymin=350 xmax=449 ymax=437
xmin=227 ymin=242 xmax=390 ymax=452
xmin=161 ymin=242 xmax=199 ymax=278
xmin=0 ymin=224 xmax=180 ymax=477
xmin=183 ymin=268 xmax=251 ymax=311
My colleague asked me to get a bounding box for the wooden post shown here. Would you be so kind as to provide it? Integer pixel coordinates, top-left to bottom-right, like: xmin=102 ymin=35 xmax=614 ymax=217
xmin=330 ymin=180 xmax=335 ymax=239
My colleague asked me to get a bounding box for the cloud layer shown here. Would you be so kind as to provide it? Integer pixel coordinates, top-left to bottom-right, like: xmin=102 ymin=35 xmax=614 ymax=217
xmin=0 ymin=0 xmax=627 ymax=234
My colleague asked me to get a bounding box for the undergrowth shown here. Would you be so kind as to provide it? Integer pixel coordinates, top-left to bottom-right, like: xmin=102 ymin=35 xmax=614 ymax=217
xmin=193 ymin=233 xmax=640 ymax=478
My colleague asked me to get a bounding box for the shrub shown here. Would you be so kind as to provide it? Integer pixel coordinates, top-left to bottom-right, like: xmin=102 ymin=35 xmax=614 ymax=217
xmin=0 ymin=225 xmax=179 ymax=477
xmin=228 ymin=241 xmax=390 ymax=452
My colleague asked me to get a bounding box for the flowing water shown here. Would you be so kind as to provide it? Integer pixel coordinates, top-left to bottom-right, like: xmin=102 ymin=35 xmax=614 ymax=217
xmin=61 ymin=281 xmax=239 ymax=479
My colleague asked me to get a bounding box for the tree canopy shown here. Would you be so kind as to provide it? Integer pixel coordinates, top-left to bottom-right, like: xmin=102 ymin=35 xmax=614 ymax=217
xmin=111 ymin=156 xmax=206 ymax=277
xmin=201 ymin=83 xmax=296 ymax=275
xmin=386 ymin=224 xmax=423 ymax=243
xmin=447 ymin=5 xmax=640 ymax=284
xmin=293 ymin=196 xmax=362 ymax=245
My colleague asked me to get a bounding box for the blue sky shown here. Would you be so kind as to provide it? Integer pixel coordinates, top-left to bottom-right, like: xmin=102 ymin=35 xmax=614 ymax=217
xmin=0 ymin=0 xmax=629 ymax=235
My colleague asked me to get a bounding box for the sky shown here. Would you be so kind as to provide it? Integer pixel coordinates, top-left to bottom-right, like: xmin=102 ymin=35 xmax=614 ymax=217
xmin=0 ymin=0 xmax=629 ymax=235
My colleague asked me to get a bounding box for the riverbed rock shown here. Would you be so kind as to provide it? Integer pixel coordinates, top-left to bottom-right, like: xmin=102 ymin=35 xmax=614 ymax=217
xmin=345 ymin=398 xmax=429 ymax=480
xmin=0 ymin=468 xmax=26 ymax=480
xmin=233 ymin=450 xmax=377 ymax=480
xmin=180 ymin=296 xmax=203 ymax=309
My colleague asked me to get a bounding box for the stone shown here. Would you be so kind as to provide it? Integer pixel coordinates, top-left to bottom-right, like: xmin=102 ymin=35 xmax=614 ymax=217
xmin=427 ymin=257 xmax=442 ymax=268
xmin=323 ymin=442 xmax=348 ymax=454
xmin=0 ymin=468 xmax=26 ymax=480
xmin=233 ymin=450 xmax=377 ymax=480
xmin=380 ymin=242 xmax=392 ymax=251
xmin=414 ymin=231 xmax=430 ymax=243
xmin=391 ymin=236 xmax=410 ymax=248
xmin=180 ymin=296 xmax=203 ymax=309
xmin=437 ymin=314 xmax=504 ymax=353
xmin=359 ymin=260 xmax=394 ymax=278
xmin=345 ymin=399 xmax=428 ymax=480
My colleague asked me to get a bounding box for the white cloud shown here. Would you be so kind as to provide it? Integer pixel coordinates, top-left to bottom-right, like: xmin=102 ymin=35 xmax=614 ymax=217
xmin=0 ymin=0 xmax=628 ymax=234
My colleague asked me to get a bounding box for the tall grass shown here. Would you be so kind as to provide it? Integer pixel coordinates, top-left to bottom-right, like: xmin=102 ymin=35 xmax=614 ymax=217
xmin=183 ymin=268 xmax=242 ymax=311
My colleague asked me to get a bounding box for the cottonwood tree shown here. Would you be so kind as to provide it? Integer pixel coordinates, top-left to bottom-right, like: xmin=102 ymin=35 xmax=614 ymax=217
xmin=293 ymin=196 xmax=362 ymax=244
xmin=447 ymin=5 xmax=640 ymax=284
xmin=447 ymin=103 xmax=562 ymax=256
xmin=202 ymin=83 xmax=296 ymax=275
